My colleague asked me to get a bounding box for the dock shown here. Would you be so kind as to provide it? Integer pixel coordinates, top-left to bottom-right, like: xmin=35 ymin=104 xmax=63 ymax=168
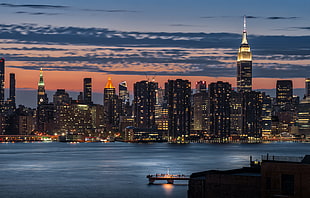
xmin=146 ymin=174 xmax=190 ymax=184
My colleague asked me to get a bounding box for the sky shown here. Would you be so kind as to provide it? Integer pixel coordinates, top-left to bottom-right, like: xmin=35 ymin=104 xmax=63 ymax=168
xmin=0 ymin=0 xmax=310 ymax=107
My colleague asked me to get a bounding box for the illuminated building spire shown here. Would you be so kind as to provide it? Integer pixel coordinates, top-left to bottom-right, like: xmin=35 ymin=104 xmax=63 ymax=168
xmin=38 ymin=68 xmax=45 ymax=86
xmin=241 ymin=15 xmax=248 ymax=45
xmin=37 ymin=68 xmax=48 ymax=106
xmin=237 ymin=15 xmax=252 ymax=92
xmin=105 ymin=77 xmax=115 ymax=89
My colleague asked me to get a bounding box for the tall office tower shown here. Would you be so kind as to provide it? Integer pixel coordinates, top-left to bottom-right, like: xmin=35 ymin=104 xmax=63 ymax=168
xmin=165 ymin=79 xmax=191 ymax=141
xmin=261 ymin=92 xmax=272 ymax=138
xmin=237 ymin=16 xmax=252 ymax=92
xmin=37 ymin=68 xmax=48 ymax=106
xmin=8 ymin=73 xmax=16 ymax=109
xmin=297 ymin=97 xmax=310 ymax=136
xmin=196 ymin=81 xmax=207 ymax=93
xmin=242 ymin=91 xmax=262 ymax=139
xmin=305 ymin=78 xmax=310 ymax=98
xmin=208 ymin=81 xmax=231 ymax=140
xmin=83 ymin=78 xmax=92 ymax=104
xmin=193 ymin=82 xmax=208 ymax=131
xmin=104 ymin=77 xmax=120 ymax=132
xmin=119 ymin=81 xmax=130 ymax=116
xmin=276 ymin=80 xmax=293 ymax=107
xmin=119 ymin=81 xmax=129 ymax=104
xmin=0 ymin=58 xmax=4 ymax=106
xmin=230 ymin=91 xmax=243 ymax=136
xmin=133 ymin=80 xmax=157 ymax=129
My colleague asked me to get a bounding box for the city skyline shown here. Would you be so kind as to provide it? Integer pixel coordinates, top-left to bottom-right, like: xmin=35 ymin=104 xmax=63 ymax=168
xmin=0 ymin=1 xmax=309 ymax=107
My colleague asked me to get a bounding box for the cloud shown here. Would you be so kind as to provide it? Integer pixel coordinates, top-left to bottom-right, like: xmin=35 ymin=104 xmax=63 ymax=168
xmin=16 ymin=11 xmax=60 ymax=15
xmin=1 ymin=23 xmax=310 ymax=79
xmin=246 ymin=16 xmax=260 ymax=19
xmin=0 ymin=3 xmax=69 ymax=9
xmin=2 ymin=47 xmax=68 ymax=51
xmin=294 ymin=27 xmax=310 ymax=30
xmin=266 ymin=16 xmax=299 ymax=20
xmin=170 ymin=24 xmax=196 ymax=27
xmin=81 ymin=9 xmax=137 ymax=13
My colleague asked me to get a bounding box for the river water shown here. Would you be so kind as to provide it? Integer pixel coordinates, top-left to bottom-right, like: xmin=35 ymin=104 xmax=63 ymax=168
xmin=0 ymin=142 xmax=309 ymax=198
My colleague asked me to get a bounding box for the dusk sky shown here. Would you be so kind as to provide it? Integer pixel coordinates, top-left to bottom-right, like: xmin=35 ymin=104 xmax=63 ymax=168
xmin=0 ymin=0 xmax=309 ymax=107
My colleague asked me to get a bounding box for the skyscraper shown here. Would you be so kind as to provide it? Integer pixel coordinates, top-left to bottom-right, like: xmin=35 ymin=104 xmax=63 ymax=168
xmin=0 ymin=58 xmax=5 ymax=106
xmin=237 ymin=16 xmax=252 ymax=92
xmin=37 ymin=68 xmax=48 ymax=106
xmin=193 ymin=81 xmax=208 ymax=131
xmin=196 ymin=81 xmax=207 ymax=93
xmin=276 ymin=80 xmax=293 ymax=106
xmin=133 ymin=80 xmax=157 ymax=129
xmin=119 ymin=81 xmax=129 ymax=104
xmin=9 ymin=73 xmax=16 ymax=109
xmin=208 ymin=81 xmax=231 ymax=140
xmin=104 ymin=77 xmax=119 ymax=132
xmin=165 ymin=79 xmax=191 ymax=141
xmin=119 ymin=81 xmax=130 ymax=116
xmin=83 ymin=78 xmax=92 ymax=104
xmin=305 ymin=78 xmax=310 ymax=98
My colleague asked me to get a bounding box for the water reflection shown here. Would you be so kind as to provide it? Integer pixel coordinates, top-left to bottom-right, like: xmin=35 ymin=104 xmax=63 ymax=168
xmin=162 ymin=184 xmax=174 ymax=196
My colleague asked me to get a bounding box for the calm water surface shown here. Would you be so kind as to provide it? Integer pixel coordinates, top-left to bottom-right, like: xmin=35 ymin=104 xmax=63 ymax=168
xmin=0 ymin=142 xmax=309 ymax=198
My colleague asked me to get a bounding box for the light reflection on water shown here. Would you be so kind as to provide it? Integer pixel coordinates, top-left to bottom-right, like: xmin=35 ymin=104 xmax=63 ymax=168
xmin=0 ymin=142 xmax=309 ymax=198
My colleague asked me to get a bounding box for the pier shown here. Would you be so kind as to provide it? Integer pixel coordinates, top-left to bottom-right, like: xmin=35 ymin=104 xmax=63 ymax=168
xmin=146 ymin=174 xmax=189 ymax=184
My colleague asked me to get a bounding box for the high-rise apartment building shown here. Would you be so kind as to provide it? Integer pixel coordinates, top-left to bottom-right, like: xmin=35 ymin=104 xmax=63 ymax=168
xmin=193 ymin=82 xmax=208 ymax=131
xmin=8 ymin=73 xmax=16 ymax=109
xmin=165 ymin=79 xmax=191 ymax=141
xmin=83 ymin=78 xmax=92 ymax=104
xmin=0 ymin=58 xmax=5 ymax=106
xmin=208 ymin=81 xmax=231 ymax=140
xmin=119 ymin=81 xmax=131 ymax=116
xmin=276 ymin=80 xmax=293 ymax=107
xmin=237 ymin=16 xmax=252 ymax=92
xmin=133 ymin=80 xmax=157 ymax=129
xmin=196 ymin=81 xmax=207 ymax=93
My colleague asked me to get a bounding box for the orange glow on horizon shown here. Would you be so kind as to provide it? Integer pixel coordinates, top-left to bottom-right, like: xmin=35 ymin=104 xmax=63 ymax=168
xmin=5 ymin=67 xmax=307 ymax=93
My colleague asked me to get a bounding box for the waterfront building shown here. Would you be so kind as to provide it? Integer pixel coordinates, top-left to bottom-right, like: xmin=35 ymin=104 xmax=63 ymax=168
xmin=189 ymin=155 xmax=310 ymax=198
xmin=83 ymin=78 xmax=92 ymax=104
xmin=237 ymin=16 xmax=252 ymax=93
xmin=208 ymin=81 xmax=231 ymax=140
xmin=37 ymin=68 xmax=48 ymax=106
xmin=192 ymin=90 xmax=208 ymax=131
xmin=165 ymin=79 xmax=191 ymax=141
xmin=37 ymin=103 xmax=54 ymax=134
xmin=133 ymin=80 xmax=157 ymax=129
xmin=230 ymin=91 xmax=243 ymax=137
xmin=296 ymin=97 xmax=310 ymax=137
xmin=104 ymin=77 xmax=120 ymax=132
xmin=261 ymin=93 xmax=272 ymax=138
xmin=16 ymin=105 xmax=35 ymax=135
xmin=241 ymin=91 xmax=262 ymax=139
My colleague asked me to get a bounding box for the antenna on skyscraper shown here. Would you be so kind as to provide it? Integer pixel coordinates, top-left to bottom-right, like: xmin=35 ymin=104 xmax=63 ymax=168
xmin=243 ymin=15 xmax=247 ymax=33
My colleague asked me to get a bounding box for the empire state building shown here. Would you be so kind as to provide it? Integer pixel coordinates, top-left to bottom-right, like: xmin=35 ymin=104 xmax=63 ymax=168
xmin=237 ymin=16 xmax=252 ymax=92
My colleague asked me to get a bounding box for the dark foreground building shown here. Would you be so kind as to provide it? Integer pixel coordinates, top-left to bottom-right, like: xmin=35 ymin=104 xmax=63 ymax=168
xmin=188 ymin=155 xmax=310 ymax=198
